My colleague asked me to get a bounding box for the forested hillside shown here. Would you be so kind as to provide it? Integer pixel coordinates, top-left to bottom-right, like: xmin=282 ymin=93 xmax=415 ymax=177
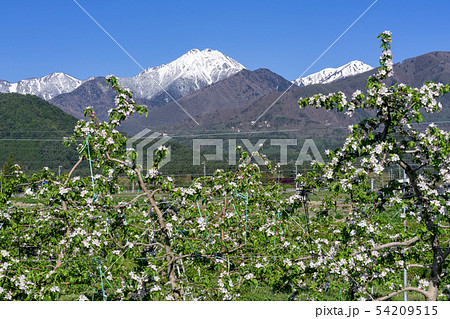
xmin=0 ymin=93 xmax=80 ymax=174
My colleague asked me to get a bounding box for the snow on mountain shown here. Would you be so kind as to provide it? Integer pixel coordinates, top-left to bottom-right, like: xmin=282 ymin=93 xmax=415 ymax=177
xmin=119 ymin=48 xmax=245 ymax=100
xmin=0 ymin=73 xmax=83 ymax=100
xmin=2 ymin=54 xmax=369 ymax=103
xmin=293 ymin=60 xmax=373 ymax=87
xmin=0 ymin=79 xmax=11 ymax=93
xmin=0 ymin=49 xmax=244 ymax=102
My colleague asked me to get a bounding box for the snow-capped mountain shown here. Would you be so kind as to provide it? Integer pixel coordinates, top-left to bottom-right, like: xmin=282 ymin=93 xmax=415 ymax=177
xmin=2 ymin=54 xmax=370 ymax=102
xmin=118 ymin=48 xmax=245 ymax=100
xmin=0 ymin=73 xmax=83 ymax=100
xmin=1 ymin=49 xmax=245 ymax=102
xmin=293 ymin=60 xmax=373 ymax=87
xmin=0 ymin=79 xmax=11 ymax=93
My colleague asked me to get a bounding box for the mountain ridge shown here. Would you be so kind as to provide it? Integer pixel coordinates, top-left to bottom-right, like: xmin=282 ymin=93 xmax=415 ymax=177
xmin=118 ymin=48 xmax=245 ymax=101
xmin=293 ymin=60 xmax=373 ymax=87
xmin=1 ymin=50 xmax=374 ymax=104
xmin=0 ymin=72 xmax=85 ymax=100
xmin=119 ymin=68 xmax=293 ymax=134
xmin=160 ymin=51 xmax=450 ymax=136
xmin=1 ymin=48 xmax=246 ymax=104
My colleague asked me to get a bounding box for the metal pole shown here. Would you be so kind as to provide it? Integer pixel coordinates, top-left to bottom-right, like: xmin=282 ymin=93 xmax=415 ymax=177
xmin=58 ymin=165 xmax=62 ymax=177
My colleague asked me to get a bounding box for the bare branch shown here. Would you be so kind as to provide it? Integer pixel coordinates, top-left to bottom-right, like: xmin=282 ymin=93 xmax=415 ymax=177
xmin=109 ymin=232 xmax=126 ymax=249
xmin=370 ymin=236 xmax=420 ymax=251
xmin=295 ymin=255 xmax=313 ymax=262
xmin=105 ymin=152 xmax=127 ymax=166
xmin=15 ymin=179 xmax=45 ymax=188
xmin=412 ymin=163 xmax=427 ymax=173
xmin=408 ymin=263 xmax=431 ymax=269
xmin=375 ymin=287 xmax=429 ymax=301
xmin=64 ymin=157 xmax=83 ymax=185
xmin=114 ymin=192 xmax=147 ymax=208
xmin=134 ymin=242 xmax=165 ymax=249
xmin=380 ymin=111 xmax=392 ymax=141
xmin=351 ymin=236 xmax=419 ymax=256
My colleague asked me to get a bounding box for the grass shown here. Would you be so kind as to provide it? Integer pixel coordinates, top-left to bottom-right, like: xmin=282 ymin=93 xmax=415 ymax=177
xmin=240 ymin=286 xmax=291 ymax=301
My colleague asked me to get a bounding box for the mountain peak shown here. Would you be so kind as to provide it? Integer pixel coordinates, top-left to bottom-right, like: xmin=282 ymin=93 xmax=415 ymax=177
xmin=293 ymin=60 xmax=373 ymax=87
xmin=0 ymin=72 xmax=83 ymax=100
xmin=119 ymin=48 xmax=245 ymax=100
xmin=187 ymin=48 xmax=200 ymax=54
xmin=185 ymin=48 xmax=220 ymax=55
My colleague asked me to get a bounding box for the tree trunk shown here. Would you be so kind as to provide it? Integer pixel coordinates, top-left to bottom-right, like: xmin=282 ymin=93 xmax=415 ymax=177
xmin=136 ymin=170 xmax=182 ymax=300
xmin=427 ymin=234 xmax=443 ymax=301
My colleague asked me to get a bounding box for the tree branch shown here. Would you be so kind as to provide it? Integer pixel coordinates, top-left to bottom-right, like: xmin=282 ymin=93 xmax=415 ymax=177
xmin=64 ymin=157 xmax=83 ymax=185
xmin=105 ymin=152 xmax=127 ymax=166
xmin=408 ymin=263 xmax=431 ymax=269
xmin=375 ymin=287 xmax=429 ymax=301
xmin=351 ymin=236 xmax=419 ymax=256
xmin=380 ymin=111 xmax=392 ymax=141
xmin=443 ymin=247 xmax=450 ymax=261
xmin=134 ymin=242 xmax=165 ymax=249
xmin=114 ymin=192 xmax=147 ymax=208
xmin=295 ymin=255 xmax=313 ymax=262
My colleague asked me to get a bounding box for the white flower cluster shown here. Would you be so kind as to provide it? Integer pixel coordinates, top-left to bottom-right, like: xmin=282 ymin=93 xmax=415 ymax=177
xmin=287 ymin=194 xmax=301 ymax=204
xmin=10 ymin=274 xmax=36 ymax=294
xmin=146 ymin=168 xmax=159 ymax=179
xmin=196 ymin=217 xmax=207 ymax=231
xmin=24 ymin=188 xmax=34 ymax=197
xmin=128 ymin=271 xmax=149 ymax=295
xmin=417 ymin=82 xmax=444 ymax=113
xmin=244 ymin=273 xmax=255 ymax=280
xmin=58 ymin=187 xmax=70 ymax=195
xmin=50 ymin=286 xmax=60 ymax=293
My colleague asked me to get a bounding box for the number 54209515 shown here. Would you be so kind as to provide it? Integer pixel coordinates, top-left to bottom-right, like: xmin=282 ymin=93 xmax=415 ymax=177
xmin=376 ymin=305 xmax=437 ymax=316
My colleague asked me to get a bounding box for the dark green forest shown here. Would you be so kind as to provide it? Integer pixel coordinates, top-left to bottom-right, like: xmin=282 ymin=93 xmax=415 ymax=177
xmin=0 ymin=93 xmax=80 ymax=175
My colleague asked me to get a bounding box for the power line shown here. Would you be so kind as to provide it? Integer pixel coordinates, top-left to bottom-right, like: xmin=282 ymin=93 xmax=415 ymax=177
xmin=252 ymin=0 xmax=379 ymax=125
xmin=2 ymin=120 xmax=449 ymax=141
xmin=72 ymin=0 xmax=199 ymax=126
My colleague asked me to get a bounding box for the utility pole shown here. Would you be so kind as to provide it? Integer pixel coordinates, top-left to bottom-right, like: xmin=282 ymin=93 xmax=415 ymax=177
xmin=58 ymin=165 xmax=63 ymax=177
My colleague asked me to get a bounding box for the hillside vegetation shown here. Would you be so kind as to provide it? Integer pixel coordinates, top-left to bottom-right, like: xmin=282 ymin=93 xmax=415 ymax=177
xmin=0 ymin=93 xmax=80 ymax=174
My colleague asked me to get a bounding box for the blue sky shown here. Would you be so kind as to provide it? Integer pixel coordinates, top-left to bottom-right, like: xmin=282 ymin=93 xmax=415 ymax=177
xmin=1 ymin=0 xmax=449 ymax=82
